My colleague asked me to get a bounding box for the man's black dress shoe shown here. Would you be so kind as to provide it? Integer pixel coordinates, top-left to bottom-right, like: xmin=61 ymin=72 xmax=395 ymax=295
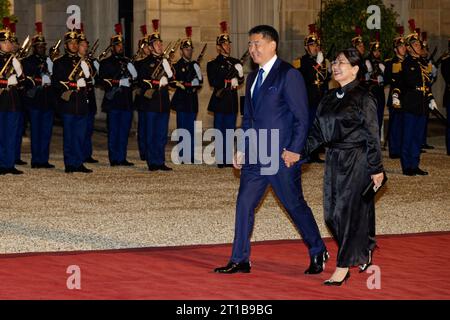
xmin=414 ymin=168 xmax=428 ymax=176
xmin=389 ymin=154 xmax=400 ymax=159
xmin=119 ymin=160 xmax=134 ymax=166
xmin=323 ymin=271 xmax=350 ymax=286
xmin=7 ymin=167 xmax=24 ymax=175
xmin=15 ymin=159 xmax=27 ymax=165
xmin=76 ymin=165 xmax=93 ymax=173
xmin=110 ymin=161 xmax=120 ymax=167
xmin=217 ymin=164 xmax=225 ymax=168
xmin=84 ymin=157 xmax=99 ymax=163
xmin=65 ymin=166 xmax=75 ymax=173
xmin=158 ymin=164 xmax=173 ymax=171
xmin=421 ymin=144 xmax=434 ymax=150
xmin=148 ymin=164 xmax=159 ymax=171
xmin=32 ymin=163 xmax=55 ymax=169
xmin=304 ymin=250 xmax=330 ymax=274
xmin=214 ymin=262 xmax=251 ymax=274
xmin=402 ymin=168 xmax=416 ymax=176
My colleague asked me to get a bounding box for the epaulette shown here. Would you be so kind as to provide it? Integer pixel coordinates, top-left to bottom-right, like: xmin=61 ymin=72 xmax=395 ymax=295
xmin=392 ymin=62 xmax=402 ymax=73
xmin=292 ymin=58 xmax=301 ymax=69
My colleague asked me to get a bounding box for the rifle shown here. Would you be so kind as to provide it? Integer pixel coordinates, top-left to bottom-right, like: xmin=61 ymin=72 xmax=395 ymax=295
xmin=143 ymin=40 xmax=180 ymax=99
xmin=49 ymin=39 xmax=61 ymax=61
xmin=428 ymin=46 xmax=438 ymax=64
xmin=196 ymin=43 xmax=207 ymax=64
xmin=98 ymin=45 xmax=112 ymax=61
xmin=0 ymin=36 xmax=30 ymax=78
xmin=88 ymin=39 xmax=99 ymax=59
xmin=434 ymin=51 xmax=449 ymax=68
xmin=215 ymin=49 xmax=250 ymax=98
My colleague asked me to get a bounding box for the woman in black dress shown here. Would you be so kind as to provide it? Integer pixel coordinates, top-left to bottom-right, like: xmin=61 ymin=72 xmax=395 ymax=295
xmin=303 ymin=48 xmax=385 ymax=285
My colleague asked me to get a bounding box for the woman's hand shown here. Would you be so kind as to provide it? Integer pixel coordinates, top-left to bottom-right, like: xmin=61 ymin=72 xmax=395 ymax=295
xmin=371 ymin=172 xmax=385 ymax=189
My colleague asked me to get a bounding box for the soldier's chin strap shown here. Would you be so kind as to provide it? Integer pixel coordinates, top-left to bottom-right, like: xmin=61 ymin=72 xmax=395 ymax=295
xmin=219 ymin=43 xmax=230 ymax=57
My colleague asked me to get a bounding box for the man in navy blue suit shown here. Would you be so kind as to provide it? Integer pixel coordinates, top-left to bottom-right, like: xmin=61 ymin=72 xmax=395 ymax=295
xmin=214 ymin=25 xmax=328 ymax=274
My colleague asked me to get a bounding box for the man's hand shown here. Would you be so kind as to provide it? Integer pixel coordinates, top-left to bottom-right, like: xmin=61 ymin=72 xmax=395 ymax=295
xmin=233 ymin=151 xmax=245 ymax=170
xmin=231 ymin=77 xmax=239 ymax=88
xmin=281 ymin=148 xmax=300 ymax=168
xmin=316 ymin=51 xmax=324 ymax=65
xmin=76 ymin=78 xmax=86 ymax=88
xmin=429 ymin=99 xmax=437 ymax=110
xmin=160 ymin=76 xmax=169 ymax=87
xmin=392 ymin=93 xmax=401 ymax=109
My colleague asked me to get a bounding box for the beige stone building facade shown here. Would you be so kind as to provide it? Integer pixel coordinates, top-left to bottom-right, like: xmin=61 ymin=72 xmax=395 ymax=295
xmin=10 ymin=0 xmax=450 ymax=129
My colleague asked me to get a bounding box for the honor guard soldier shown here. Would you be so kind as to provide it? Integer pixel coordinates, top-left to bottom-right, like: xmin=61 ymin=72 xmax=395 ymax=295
xmin=52 ymin=28 xmax=92 ymax=173
xmin=171 ymin=26 xmax=203 ymax=164
xmin=420 ymin=31 xmax=437 ymax=151
xmin=9 ymin=21 xmax=28 ymax=166
xmin=298 ymin=24 xmax=330 ymax=163
xmin=365 ymin=33 xmax=386 ymax=135
xmin=0 ymin=18 xmax=26 ymax=175
xmin=207 ymin=21 xmax=244 ymax=168
xmin=441 ymin=39 xmax=450 ymax=155
xmin=134 ymin=24 xmax=152 ymax=161
xmin=384 ymin=26 xmax=407 ymax=159
xmin=397 ymin=20 xmax=436 ymax=176
xmin=135 ymin=19 xmax=174 ymax=171
xmin=77 ymin=24 xmax=99 ymax=164
xmin=99 ymin=23 xmax=137 ymax=167
xmin=22 ymin=22 xmax=56 ymax=169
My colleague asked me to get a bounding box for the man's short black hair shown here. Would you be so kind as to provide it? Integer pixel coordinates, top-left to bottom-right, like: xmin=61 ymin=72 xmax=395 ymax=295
xmin=248 ymin=25 xmax=279 ymax=50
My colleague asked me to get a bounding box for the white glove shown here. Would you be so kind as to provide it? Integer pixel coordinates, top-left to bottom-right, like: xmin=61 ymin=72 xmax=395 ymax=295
xmin=316 ymin=51 xmax=324 ymax=65
xmin=80 ymin=60 xmax=90 ymax=78
xmin=429 ymin=99 xmax=437 ymax=110
xmin=377 ymin=75 xmax=384 ymax=84
xmin=127 ymin=62 xmax=138 ymax=80
xmin=12 ymin=57 xmax=23 ymax=77
xmin=42 ymin=74 xmax=51 ymax=86
xmin=94 ymin=60 xmax=100 ymax=73
xmin=7 ymin=74 xmax=18 ymax=86
xmin=119 ymin=78 xmax=130 ymax=87
xmin=46 ymin=57 xmax=54 ymax=75
xmin=162 ymin=59 xmax=173 ymax=78
xmin=231 ymin=77 xmax=239 ymax=88
xmin=431 ymin=64 xmax=438 ymax=79
xmin=193 ymin=63 xmax=203 ymax=81
xmin=234 ymin=63 xmax=244 ymax=77
xmin=191 ymin=78 xmax=200 ymax=87
xmin=392 ymin=93 xmax=401 ymax=107
xmin=379 ymin=63 xmax=385 ymax=73
xmin=77 ymin=78 xmax=86 ymax=88
xmin=365 ymin=60 xmax=373 ymax=73
xmin=159 ymin=76 xmax=168 ymax=87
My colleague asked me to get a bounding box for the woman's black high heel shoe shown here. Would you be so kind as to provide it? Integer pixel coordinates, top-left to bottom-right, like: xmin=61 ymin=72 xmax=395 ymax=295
xmin=323 ymin=270 xmax=350 ymax=286
xmin=359 ymin=250 xmax=373 ymax=273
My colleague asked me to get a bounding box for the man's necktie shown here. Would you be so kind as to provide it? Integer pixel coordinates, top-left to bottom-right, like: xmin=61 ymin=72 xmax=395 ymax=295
xmin=252 ymin=68 xmax=265 ymax=105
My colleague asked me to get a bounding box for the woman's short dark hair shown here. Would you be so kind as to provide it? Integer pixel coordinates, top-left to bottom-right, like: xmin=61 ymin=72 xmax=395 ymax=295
xmin=248 ymin=25 xmax=279 ymax=50
xmin=336 ymin=47 xmax=363 ymax=79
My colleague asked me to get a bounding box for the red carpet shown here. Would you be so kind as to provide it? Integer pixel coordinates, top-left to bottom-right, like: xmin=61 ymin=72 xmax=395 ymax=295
xmin=0 ymin=232 xmax=449 ymax=300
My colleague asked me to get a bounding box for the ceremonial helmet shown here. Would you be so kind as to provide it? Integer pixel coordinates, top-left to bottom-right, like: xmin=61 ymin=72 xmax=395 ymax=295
xmin=110 ymin=23 xmax=124 ymax=46
xmin=0 ymin=17 xmax=13 ymax=42
xmin=32 ymin=22 xmax=47 ymax=46
xmin=148 ymin=19 xmax=162 ymax=43
xmin=216 ymin=21 xmax=231 ymax=45
xmin=64 ymin=28 xmax=79 ymax=44
xmin=393 ymin=26 xmax=405 ymax=48
xmin=351 ymin=26 xmax=364 ymax=47
xmin=9 ymin=22 xmax=18 ymax=44
xmin=405 ymin=19 xmax=420 ymax=46
xmin=369 ymin=32 xmax=381 ymax=52
xmin=138 ymin=24 xmax=150 ymax=47
xmin=180 ymin=26 xmax=193 ymax=49
xmin=304 ymin=24 xmax=320 ymax=47
xmin=77 ymin=23 xmax=88 ymax=43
